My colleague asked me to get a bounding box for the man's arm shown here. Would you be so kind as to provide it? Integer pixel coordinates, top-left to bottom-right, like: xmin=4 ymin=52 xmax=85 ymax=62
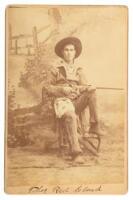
xmin=77 ymin=68 xmax=96 ymax=93
xmin=77 ymin=67 xmax=88 ymax=85
xmin=43 ymin=66 xmax=62 ymax=97
xmin=43 ymin=66 xmax=73 ymax=98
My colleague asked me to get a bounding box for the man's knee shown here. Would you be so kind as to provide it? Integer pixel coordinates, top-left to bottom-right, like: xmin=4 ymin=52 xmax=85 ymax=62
xmin=86 ymin=85 xmax=96 ymax=93
xmin=85 ymin=86 xmax=97 ymax=99
xmin=63 ymin=111 xmax=77 ymax=122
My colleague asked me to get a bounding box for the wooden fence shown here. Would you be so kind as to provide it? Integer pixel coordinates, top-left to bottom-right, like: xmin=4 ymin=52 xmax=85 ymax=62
xmin=9 ymin=25 xmax=51 ymax=56
xmin=8 ymin=8 xmax=62 ymax=56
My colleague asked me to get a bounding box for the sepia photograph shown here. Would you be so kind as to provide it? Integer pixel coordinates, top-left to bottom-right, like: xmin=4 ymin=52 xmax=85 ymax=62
xmin=5 ymin=5 xmax=128 ymax=194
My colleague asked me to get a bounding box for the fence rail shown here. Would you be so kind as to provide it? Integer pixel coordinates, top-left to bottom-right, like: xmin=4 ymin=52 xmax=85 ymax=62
xmin=9 ymin=24 xmax=51 ymax=56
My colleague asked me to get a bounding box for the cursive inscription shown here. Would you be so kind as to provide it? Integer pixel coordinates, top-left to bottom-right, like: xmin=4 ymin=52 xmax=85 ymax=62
xmin=29 ymin=186 xmax=47 ymax=193
xmin=53 ymin=186 xmax=70 ymax=193
xmin=29 ymin=185 xmax=102 ymax=194
xmin=74 ymin=185 xmax=102 ymax=193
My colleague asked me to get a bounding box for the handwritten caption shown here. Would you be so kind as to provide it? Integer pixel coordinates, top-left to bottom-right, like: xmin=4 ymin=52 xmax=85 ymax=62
xmin=29 ymin=185 xmax=102 ymax=194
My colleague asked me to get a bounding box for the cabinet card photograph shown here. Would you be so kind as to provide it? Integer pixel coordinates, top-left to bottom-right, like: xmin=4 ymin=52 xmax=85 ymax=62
xmin=5 ymin=5 xmax=128 ymax=194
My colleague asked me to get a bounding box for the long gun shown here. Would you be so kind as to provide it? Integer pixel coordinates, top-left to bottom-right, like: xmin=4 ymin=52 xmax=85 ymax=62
xmin=66 ymin=80 xmax=124 ymax=91
xmin=96 ymin=87 xmax=124 ymax=91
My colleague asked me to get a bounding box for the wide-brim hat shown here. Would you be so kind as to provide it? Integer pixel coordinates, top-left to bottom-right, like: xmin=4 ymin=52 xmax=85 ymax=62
xmin=55 ymin=37 xmax=82 ymax=59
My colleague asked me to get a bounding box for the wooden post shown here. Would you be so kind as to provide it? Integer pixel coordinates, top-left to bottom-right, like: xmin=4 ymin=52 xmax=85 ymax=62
xmin=15 ymin=39 xmax=18 ymax=54
xmin=26 ymin=45 xmax=31 ymax=55
xmin=27 ymin=46 xmax=30 ymax=55
xmin=32 ymin=26 xmax=38 ymax=55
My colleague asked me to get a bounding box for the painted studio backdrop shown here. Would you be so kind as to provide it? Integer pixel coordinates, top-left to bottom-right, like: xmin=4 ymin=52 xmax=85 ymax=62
xmin=5 ymin=5 xmax=127 ymax=194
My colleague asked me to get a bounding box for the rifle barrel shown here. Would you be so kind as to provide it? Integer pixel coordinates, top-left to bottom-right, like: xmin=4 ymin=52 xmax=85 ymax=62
xmin=96 ymin=87 xmax=124 ymax=90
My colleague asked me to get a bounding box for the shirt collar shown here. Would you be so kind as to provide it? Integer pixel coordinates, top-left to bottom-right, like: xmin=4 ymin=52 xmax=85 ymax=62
xmin=60 ymin=59 xmax=77 ymax=69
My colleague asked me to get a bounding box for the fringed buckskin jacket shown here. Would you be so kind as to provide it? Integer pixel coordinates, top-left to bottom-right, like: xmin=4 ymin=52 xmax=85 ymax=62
xmin=43 ymin=60 xmax=88 ymax=100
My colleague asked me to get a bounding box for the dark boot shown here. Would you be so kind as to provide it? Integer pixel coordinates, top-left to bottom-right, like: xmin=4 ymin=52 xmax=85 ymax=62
xmin=89 ymin=122 xmax=99 ymax=134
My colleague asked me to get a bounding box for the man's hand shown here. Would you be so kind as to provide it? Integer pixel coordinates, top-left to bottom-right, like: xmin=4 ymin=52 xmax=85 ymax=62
xmin=87 ymin=85 xmax=96 ymax=92
xmin=62 ymin=86 xmax=79 ymax=99
xmin=62 ymin=87 xmax=74 ymax=95
xmin=77 ymin=85 xmax=96 ymax=93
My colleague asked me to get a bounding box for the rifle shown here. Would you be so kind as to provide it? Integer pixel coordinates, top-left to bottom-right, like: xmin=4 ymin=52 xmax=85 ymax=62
xmin=96 ymin=87 xmax=124 ymax=91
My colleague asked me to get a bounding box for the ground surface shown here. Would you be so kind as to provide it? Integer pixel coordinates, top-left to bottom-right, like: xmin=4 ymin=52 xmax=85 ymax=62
xmin=5 ymin=91 xmax=126 ymax=194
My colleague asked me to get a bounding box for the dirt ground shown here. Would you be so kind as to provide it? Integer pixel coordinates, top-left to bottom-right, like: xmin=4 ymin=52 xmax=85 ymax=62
xmin=5 ymin=91 xmax=126 ymax=194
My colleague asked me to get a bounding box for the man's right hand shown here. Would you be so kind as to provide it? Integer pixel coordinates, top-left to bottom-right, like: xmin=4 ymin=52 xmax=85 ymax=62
xmin=63 ymin=87 xmax=74 ymax=95
xmin=63 ymin=87 xmax=80 ymax=99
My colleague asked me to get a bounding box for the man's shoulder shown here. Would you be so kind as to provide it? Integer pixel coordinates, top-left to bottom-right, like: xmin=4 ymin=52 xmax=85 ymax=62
xmin=50 ymin=66 xmax=58 ymax=75
xmin=50 ymin=60 xmax=61 ymax=75
xmin=73 ymin=61 xmax=84 ymax=72
xmin=50 ymin=59 xmax=65 ymax=74
xmin=76 ymin=66 xmax=84 ymax=74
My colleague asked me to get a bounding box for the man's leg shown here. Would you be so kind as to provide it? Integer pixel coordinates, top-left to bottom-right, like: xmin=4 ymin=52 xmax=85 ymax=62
xmin=73 ymin=88 xmax=99 ymax=134
xmin=62 ymin=111 xmax=82 ymax=157
xmin=61 ymin=111 xmax=84 ymax=163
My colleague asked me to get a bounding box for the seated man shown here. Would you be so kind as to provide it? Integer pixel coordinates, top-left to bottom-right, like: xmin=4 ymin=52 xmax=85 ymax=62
xmin=43 ymin=37 xmax=99 ymax=163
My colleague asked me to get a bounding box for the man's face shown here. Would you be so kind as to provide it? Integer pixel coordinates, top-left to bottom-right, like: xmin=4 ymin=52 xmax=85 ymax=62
xmin=62 ymin=44 xmax=76 ymax=62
